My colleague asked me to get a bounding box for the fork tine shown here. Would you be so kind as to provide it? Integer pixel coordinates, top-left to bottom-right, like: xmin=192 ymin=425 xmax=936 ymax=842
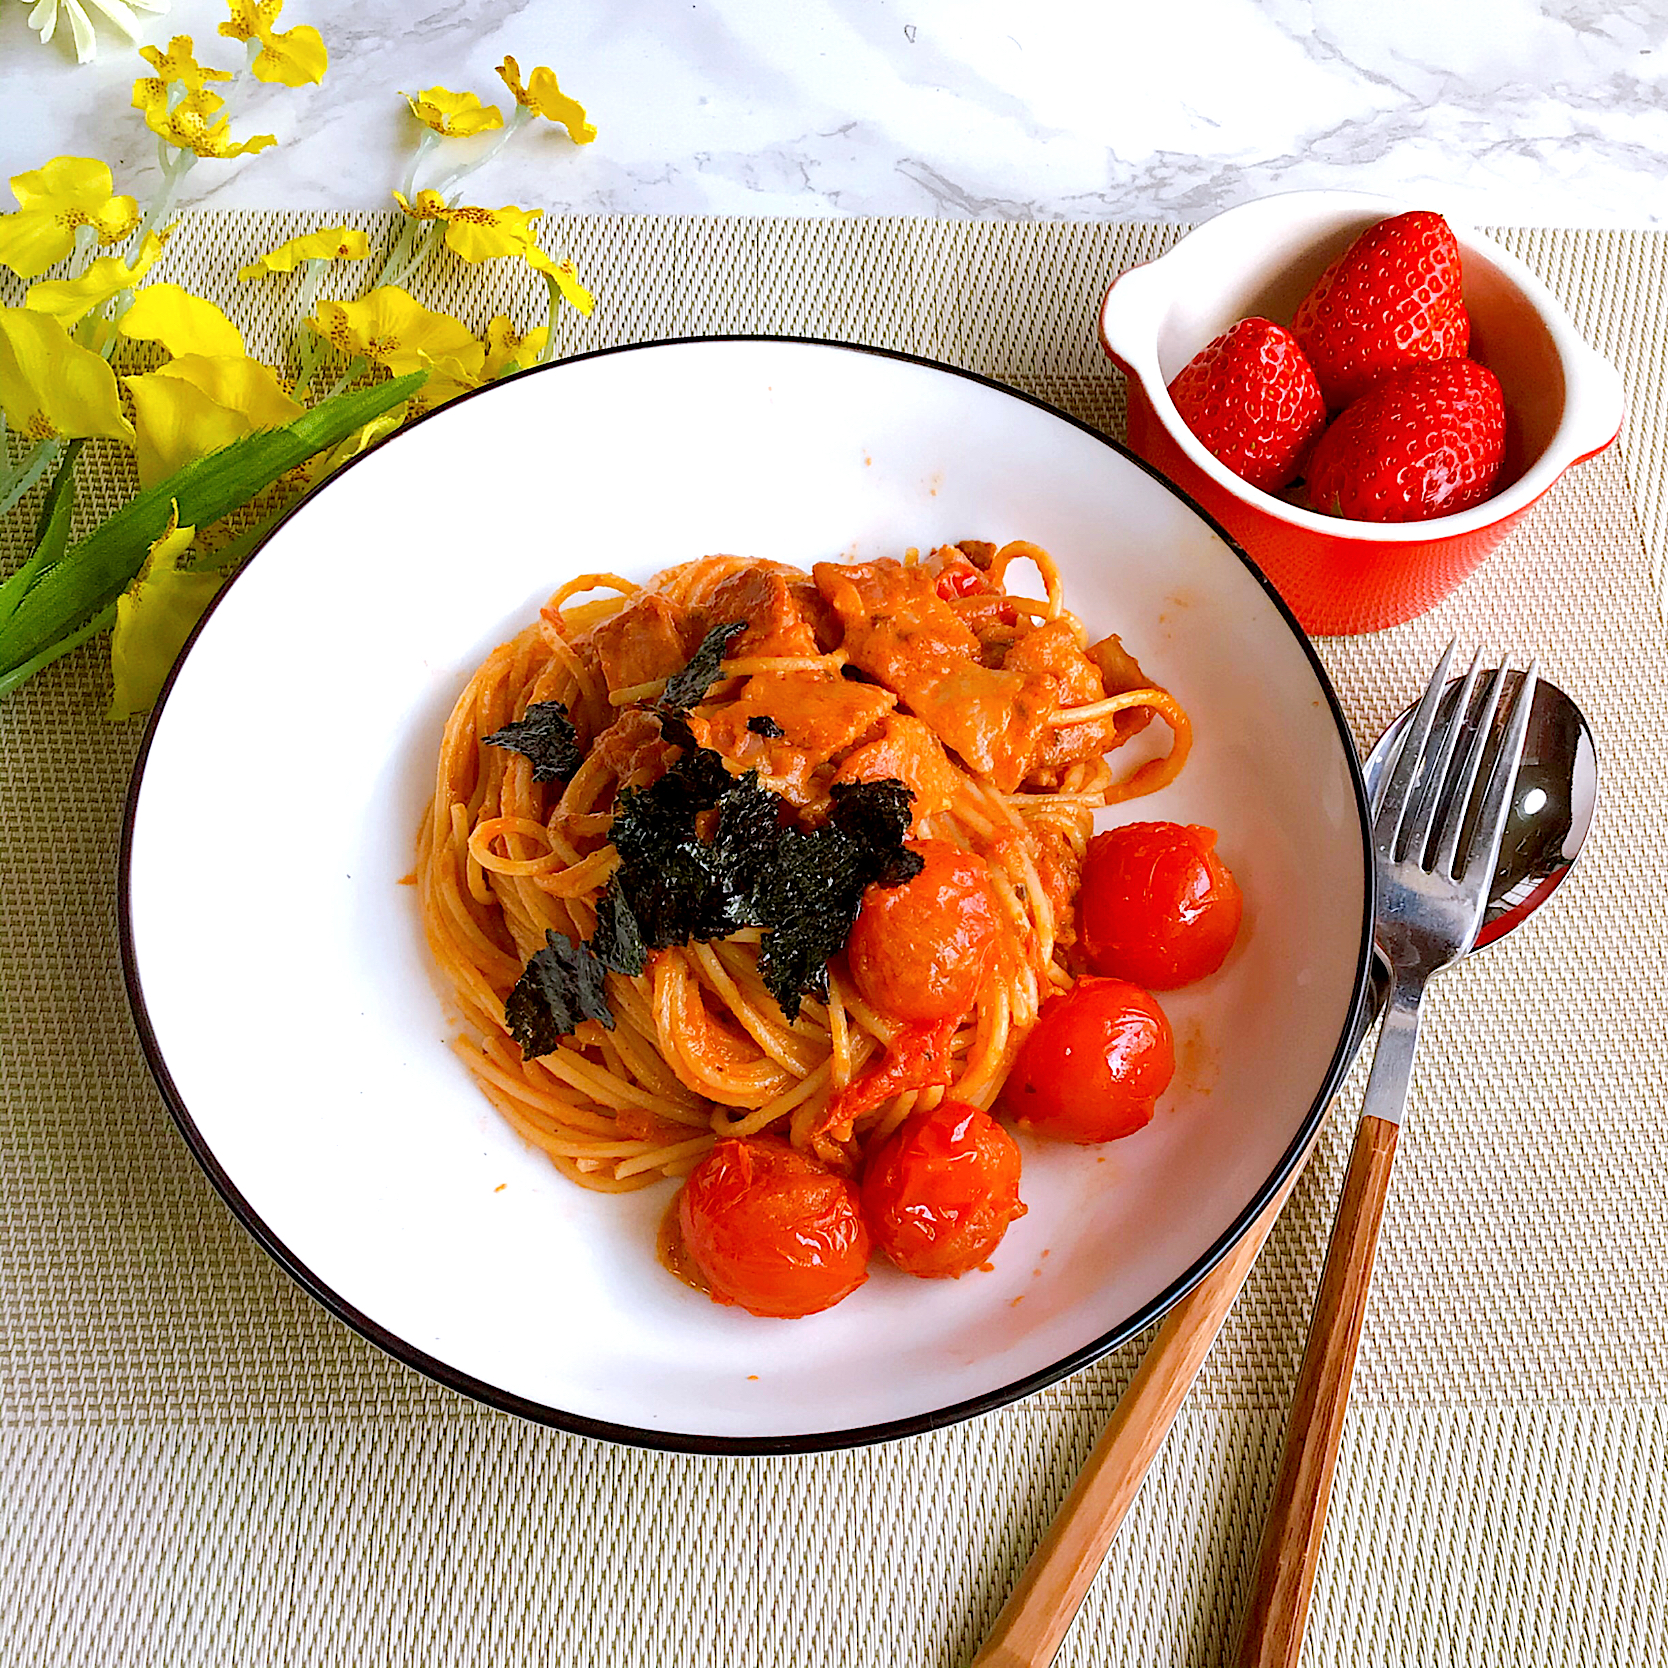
xmin=1374 ymin=640 xmax=1457 ymax=851
xmin=1429 ymin=661 xmax=1512 ymax=876
xmin=1456 ymin=661 xmax=1540 ymax=890
xmin=1398 ymin=647 xmax=1485 ymax=865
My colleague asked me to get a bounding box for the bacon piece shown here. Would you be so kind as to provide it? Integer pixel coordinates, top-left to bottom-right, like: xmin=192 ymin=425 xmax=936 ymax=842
xmin=700 ymin=565 xmax=829 ymax=660
xmin=830 ymin=714 xmax=961 ymax=827
xmin=590 ymin=708 xmax=670 ymax=789
xmin=588 ymin=593 xmax=694 ymax=694
xmin=703 ymin=671 xmax=894 ymax=762
xmin=814 ymin=559 xmax=1056 ymax=793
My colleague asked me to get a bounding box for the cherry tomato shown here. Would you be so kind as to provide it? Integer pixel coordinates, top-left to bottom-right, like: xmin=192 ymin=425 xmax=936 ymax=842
xmin=933 ymin=557 xmax=987 ymax=600
xmin=1000 ymin=978 xmax=1174 ymax=1144
xmin=861 ymin=1100 xmax=1027 ymax=1278
xmin=845 ymin=840 xmax=1002 ymax=1024
xmin=676 ymin=1138 xmax=871 ymax=1318
xmin=1078 ymin=822 xmax=1242 ymax=989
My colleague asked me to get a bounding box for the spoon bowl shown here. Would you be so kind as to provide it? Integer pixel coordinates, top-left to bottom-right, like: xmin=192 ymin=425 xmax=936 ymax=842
xmin=1363 ymin=673 xmax=1597 ymax=951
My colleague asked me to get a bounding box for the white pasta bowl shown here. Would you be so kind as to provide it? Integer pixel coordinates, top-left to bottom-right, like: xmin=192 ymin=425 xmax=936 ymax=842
xmin=121 ymin=337 xmax=1373 ymax=1453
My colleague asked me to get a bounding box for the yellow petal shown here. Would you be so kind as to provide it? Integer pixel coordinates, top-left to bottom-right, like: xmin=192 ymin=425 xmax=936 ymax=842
xmin=248 ymin=26 xmax=328 ymax=87
xmin=441 ymin=203 xmax=543 ymax=264
xmin=237 ymin=225 xmax=370 ymax=280
xmin=23 ymin=231 xmax=164 ymax=329
xmin=403 ymin=85 xmax=503 ymax=138
xmin=391 ymin=188 xmax=450 ymax=223
xmin=136 ymin=83 xmax=277 ymax=160
xmin=482 ymin=314 xmax=549 ymax=379
xmin=310 ymin=286 xmax=486 ymax=380
xmin=496 ymin=59 xmax=596 ymax=143
xmin=0 ymin=210 xmax=78 ymax=282
xmin=125 ymin=354 xmax=304 ymax=487
xmin=9 ymin=155 xmax=118 ymax=214
xmin=139 ymin=35 xmax=234 ymax=93
xmin=118 ymin=283 xmax=245 ymax=357
xmin=221 ymin=1 xmax=328 ymax=84
xmin=525 ymin=248 xmax=596 ymax=317
xmin=0 ymin=155 xmax=140 ymax=278
xmin=0 ymin=306 xmax=134 ymax=441
xmin=109 ymin=509 xmax=224 ymax=722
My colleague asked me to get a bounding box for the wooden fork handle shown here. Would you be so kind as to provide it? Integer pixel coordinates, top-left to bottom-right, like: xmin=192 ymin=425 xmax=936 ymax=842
xmin=971 ymin=1151 xmax=1312 ymax=1668
xmin=1235 ymin=1113 xmax=1402 ymax=1668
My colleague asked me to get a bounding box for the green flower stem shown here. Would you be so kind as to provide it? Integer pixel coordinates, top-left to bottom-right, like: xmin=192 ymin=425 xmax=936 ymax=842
xmin=538 ymin=273 xmax=563 ymax=365
xmin=379 ymin=218 xmax=441 ymax=293
xmin=322 ymin=354 xmax=369 ymax=399
xmin=427 ymin=106 xmax=531 ymax=197
xmin=400 ymin=130 xmax=440 ymax=203
xmin=0 ymin=604 xmax=116 ymax=701
xmin=0 ymin=439 xmax=63 ymax=521
xmin=0 ymin=373 xmax=426 ymax=686
xmin=290 ymin=260 xmax=333 ymax=394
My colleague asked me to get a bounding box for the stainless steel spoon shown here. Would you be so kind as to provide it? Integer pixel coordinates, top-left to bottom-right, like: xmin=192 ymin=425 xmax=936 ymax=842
xmin=972 ymin=674 xmax=1596 ymax=1668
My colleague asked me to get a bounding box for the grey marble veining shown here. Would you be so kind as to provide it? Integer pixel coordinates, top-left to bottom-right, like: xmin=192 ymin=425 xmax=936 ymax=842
xmin=3 ymin=0 xmax=1668 ymax=224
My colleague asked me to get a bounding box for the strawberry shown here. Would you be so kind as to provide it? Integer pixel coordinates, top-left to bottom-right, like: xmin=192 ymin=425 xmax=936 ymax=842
xmin=1305 ymin=359 xmax=1506 ymax=523
xmin=1291 ymin=211 xmax=1470 ymax=411
xmin=1166 ymin=317 xmax=1326 ymax=493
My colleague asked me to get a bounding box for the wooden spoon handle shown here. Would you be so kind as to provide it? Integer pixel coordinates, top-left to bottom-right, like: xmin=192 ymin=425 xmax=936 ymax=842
xmin=1234 ymin=1113 xmax=1401 ymax=1668
xmin=971 ymin=1152 xmax=1310 ymax=1668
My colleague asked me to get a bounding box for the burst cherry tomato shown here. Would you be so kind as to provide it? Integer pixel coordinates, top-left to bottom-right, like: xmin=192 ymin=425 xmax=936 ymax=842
xmin=677 ymin=1138 xmax=871 ymax=1318
xmin=1078 ymin=822 xmax=1242 ymax=989
xmin=933 ymin=556 xmax=987 ymax=600
xmin=861 ymin=1100 xmax=1027 ymax=1278
xmin=845 ymin=839 xmax=1002 ymax=1024
xmin=1000 ymin=978 xmax=1174 ymax=1144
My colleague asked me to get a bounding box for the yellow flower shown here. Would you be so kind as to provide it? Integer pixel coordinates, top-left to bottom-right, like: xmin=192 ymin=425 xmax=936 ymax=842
xmin=0 ymin=306 xmax=134 ymax=441
xmin=23 ymin=231 xmax=165 ymax=329
xmin=138 ymin=34 xmax=232 ymax=92
xmin=390 ymin=188 xmax=450 ymax=223
xmin=310 ymin=286 xmax=486 ymax=383
xmin=482 ymin=315 xmax=549 ymax=380
xmin=132 ymin=78 xmax=276 ymax=160
xmin=0 ymin=157 xmax=140 ymax=280
xmin=218 ymin=0 xmax=328 ymax=88
xmin=125 ymin=353 xmax=305 ymax=487
xmin=496 ymin=56 xmax=596 ymax=144
xmin=117 ymin=283 xmax=245 ymax=357
xmin=25 ymin=0 xmax=170 ymax=66
xmin=236 ymin=225 xmax=370 ymax=280
xmin=524 ymin=247 xmax=596 ymax=316
xmin=393 ymin=190 xmax=546 ymax=264
xmin=109 ymin=505 xmax=225 ymax=722
xmin=403 ymin=86 xmax=503 ymax=138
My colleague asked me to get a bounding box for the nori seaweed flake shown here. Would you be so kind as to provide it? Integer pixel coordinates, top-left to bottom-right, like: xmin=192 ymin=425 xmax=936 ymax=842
xmin=504 ymin=929 xmax=615 ymax=1058
xmin=746 ymin=714 xmax=785 ymax=739
xmin=482 ymin=700 xmax=582 ymax=784
xmin=605 ymin=717 xmax=920 ymax=1022
xmin=660 ymin=619 xmax=746 ymax=711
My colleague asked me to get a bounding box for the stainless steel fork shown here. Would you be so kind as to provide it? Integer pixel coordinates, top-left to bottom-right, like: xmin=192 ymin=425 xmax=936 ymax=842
xmin=1235 ymin=644 xmax=1540 ymax=1668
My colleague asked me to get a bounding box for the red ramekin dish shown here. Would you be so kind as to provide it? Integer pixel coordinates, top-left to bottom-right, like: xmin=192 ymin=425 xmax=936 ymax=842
xmin=1099 ymin=190 xmax=1626 ymax=635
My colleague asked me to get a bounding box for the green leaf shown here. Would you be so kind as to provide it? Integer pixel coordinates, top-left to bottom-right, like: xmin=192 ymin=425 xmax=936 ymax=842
xmin=0 ymin=604 xmax=114 ymax=702
xmin=0 ymin=438 xmax=82 ymax=632
xmin=0 ymin=372 xmax=426 ymax=683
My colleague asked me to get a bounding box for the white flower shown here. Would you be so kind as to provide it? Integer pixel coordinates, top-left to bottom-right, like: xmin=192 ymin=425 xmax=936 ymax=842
xmin=23 ymin=0 xmax=171 ymax=65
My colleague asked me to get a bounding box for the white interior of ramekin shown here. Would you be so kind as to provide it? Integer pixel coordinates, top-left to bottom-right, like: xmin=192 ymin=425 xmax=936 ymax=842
xmin=1100 ymin=189 xmax=1625 ymax=540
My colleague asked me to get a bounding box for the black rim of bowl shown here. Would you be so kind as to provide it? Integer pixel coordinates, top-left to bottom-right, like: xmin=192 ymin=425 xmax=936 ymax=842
xmin=118 ymin=334 xmax=1377 ymax=1456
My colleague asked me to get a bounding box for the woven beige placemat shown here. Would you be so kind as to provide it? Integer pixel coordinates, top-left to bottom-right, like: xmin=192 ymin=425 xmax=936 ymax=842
xmin=3 ymin=217 xmax=1666 ymax=1668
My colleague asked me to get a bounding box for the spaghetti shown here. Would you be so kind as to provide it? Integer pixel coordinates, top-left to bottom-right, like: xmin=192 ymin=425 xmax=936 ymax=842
xmin=417 ymin=542 xmax=1190 ymax=1198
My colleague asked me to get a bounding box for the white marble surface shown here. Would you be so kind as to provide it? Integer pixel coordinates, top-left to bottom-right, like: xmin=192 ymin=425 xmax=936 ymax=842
xmin=5 ymin=0 xmax=1668 ymax=225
